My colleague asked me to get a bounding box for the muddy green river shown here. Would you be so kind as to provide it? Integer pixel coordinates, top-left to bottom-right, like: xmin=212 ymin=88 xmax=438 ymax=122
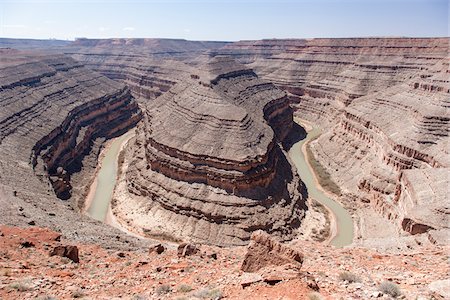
xmin=288 ymin=121 xmax=354 ymax=247
xmin=86 ymin=131 xmax=134 ymax=222
xmin=87 ymin=122 xmax=353 ymax=247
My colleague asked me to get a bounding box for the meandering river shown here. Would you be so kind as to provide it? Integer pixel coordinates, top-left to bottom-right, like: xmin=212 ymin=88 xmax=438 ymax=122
xmin=86 ymin=121 xmax=353 ymax=247
xmin=288 ymin=120 xmax=354 ymax=247
xmin=86 ymin=130 xmax=134 ymax=222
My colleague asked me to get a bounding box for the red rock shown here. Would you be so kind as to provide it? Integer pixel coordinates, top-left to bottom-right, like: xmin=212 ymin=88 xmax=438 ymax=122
xmin=149 ymin=244 xmax=166 ymax=255
xmin=177 ymin=243 xmax=199 ymax=257
xmin=49 ymin=245 xmax=79 ymax=263
xmin=241 ymin=230 xmax=303 ymax=273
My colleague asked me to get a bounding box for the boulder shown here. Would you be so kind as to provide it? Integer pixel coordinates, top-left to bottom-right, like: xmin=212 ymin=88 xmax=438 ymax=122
xmin=241 ymin=230 xmax=303 ymax=273
xmin=177 ymin=243 xmax=199 ymax=257
xmin=50 ymin=245 xmax=79 ymax=263
xmin=428 ymin=279 xmax=450 ymax=300
xmin=149 ymin=244 xmax=166 ymax=255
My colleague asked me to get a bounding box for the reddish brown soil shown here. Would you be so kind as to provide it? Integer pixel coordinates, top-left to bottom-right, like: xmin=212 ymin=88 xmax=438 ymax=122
xmin=0 ymin=226 xmax=447 ymax=299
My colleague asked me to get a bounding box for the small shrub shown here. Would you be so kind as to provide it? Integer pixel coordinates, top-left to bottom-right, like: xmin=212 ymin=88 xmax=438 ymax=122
xmin=308 ymin=292 xmax=324 ymax=300
xmin=177 ymin=284 xmax=193 ymax=293
xmin=194 ymin=288 xmax=223 ymax=300
xmin=0 ymin=268 xmax=11 ymax=276
xmin=9 ymin=281 xmax=31 ymax=292
xmin=338 ymin=271 xmax=361 ymax=283
xmin=156 ymin=284 xmax=172 ymax=295
xmin=37 ymin=296 xmax=58 ymax=300
xmin=379 ymin=281 xmax=401 ymax=298
xmin=72 ymin=289 xmax=85 ymax=298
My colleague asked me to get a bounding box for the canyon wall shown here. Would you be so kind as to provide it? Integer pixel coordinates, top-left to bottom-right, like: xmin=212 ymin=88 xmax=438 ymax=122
xmin=66 ymin=39 xmax=229 ymax=102
xmin=217 ymin=38 xmax=449 ymax=238
xmin=117 ymin=56 xmax=306 ymax=246
xmin=0 ymin=50 xmax=143 ymax=244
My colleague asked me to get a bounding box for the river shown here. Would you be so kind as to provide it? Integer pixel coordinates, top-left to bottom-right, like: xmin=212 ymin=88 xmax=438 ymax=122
xmin=86 ymin=122 xmax=353 ymax=247
xmin=86 ymin=130 xmax=134 ymax=222
xmin=288 ymin=119 xmax=354 ymax=247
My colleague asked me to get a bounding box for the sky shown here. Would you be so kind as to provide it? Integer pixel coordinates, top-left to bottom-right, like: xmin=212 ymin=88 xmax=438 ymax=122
xmin=0 ymin=0 xmax=448 ymax=41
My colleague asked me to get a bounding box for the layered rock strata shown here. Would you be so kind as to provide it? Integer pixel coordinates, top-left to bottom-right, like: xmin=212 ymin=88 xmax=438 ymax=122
xmin=0 ymin=49 xmax=146 ymax=248
xmin=120 ymin=57 xmax=305 ymax=246
xmin=217 ymin=38 xmax=449 ymax=237
xmin=65 ymin=39 xmax=229 ymax=102
xmin=0 ymin=50 xmax=141 ymax=200
xmin=218 ymin=38 xmax=449 ymax=122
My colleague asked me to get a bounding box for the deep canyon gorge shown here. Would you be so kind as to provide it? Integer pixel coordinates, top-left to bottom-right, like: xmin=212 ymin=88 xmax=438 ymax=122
xmin=0 ymin=37 xmax=448 ymax=299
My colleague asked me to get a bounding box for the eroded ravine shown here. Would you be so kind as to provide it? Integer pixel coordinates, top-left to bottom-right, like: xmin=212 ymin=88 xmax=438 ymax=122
xmin=288 ymin=119 xmax=354 ymax=247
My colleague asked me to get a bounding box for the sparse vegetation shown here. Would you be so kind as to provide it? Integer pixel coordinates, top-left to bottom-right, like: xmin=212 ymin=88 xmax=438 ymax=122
xmin=338 ymin=271 xmax=361 ymax=283
xmin=177 ymin=284 xmax=193 ymax=293
xmin=156 ymin=284 xmax=172 ymax=295
xmin=193 ymin=287 xmax=223 ymax=300
xmin=379 ymin=281 xmax=401 ymax=298
xmin=308 ymin=292 xmax=324 ymax=300
xmin=0 ymin=267 xmax=11 ymax=276
xmin=37 ymin=296 xmax=58 ymax=300
xmin=9 ymin=280 xmax=32 ymax=292
xmin=71 ymin=289 xmax=86 ymax=298
xmin=142 ymin=229 xmax=183 ymax=243
xmin=306 ymin=142 xmax=342 ymax=196
xmin=310 ymin=199 xmax=331 ymax=242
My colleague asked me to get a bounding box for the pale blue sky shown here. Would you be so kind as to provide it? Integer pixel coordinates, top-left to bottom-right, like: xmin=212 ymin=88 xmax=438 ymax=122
xmin=0 ymin=0 xmax=448 ymax=41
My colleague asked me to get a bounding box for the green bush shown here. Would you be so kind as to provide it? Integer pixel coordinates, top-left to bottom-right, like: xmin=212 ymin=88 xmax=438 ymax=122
xmin=308 ymin=292 xmax=324 ymax=300
xmin=156 ymin=284 xmax=172 ymax=295
xmin=9 ymin=281 xmax=31 ymax=292
xmin=177 ymin=284 xmax=193 ymax=293
xmin=338 ymin=271 xmax=361 ymax=283
xmin=379 ymin=281 xmax=401 ymax=298
xmin=71 ymin=289 xmax=86 ymax=298
xmin=193 ymin=288 xmax=223 ymax=300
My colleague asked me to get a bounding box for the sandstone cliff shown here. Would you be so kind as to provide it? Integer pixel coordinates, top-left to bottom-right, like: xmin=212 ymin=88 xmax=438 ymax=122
xmin=114 ymin=56 xmax=306 ymax=246
xmin=217 ymin=38 xmax=450 ymax=239
xmin=0 ymin=49 xmax=144 ymax=247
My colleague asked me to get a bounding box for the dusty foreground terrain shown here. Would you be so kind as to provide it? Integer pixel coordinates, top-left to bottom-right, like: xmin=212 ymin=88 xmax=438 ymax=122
xmin=0 ymin=225 xmax=448 ymax=300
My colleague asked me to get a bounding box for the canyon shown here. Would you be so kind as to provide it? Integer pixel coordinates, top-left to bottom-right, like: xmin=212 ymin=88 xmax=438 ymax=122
xmin=0 ymin=37 xmax=448 ymax=299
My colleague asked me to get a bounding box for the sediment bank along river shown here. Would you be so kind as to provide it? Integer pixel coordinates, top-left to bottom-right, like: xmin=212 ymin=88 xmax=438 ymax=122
xmin=288 ymin=119 xmax=354 ymax=247
xmin=86 ymin=130 xmax=134 ymax=222
xmin=86 ymin=120 xmax=353 ymax=247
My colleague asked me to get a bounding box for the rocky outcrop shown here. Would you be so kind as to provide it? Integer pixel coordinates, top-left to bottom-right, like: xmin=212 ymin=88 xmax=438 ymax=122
xmin=395 ymin=168 xmax=449 ymax=235
xmin=67 ymin=53 xmax=185 ymax=102
xmin=115 ymin=56 xmax=306 ymax=246
xmin=49 ymin=245 xmax=79 ymax=263
xmin=216 ymin=38 xmax=449 ymax=236
xmin=0 ymin=49 xmax=140 ymax=203
xmin=65 ymin=39 xmax=229 ymax=103
xmin=241 ymin=230 xmax=303 ymax=272
xmin=218 ymin=38 xmax=449 ymax=122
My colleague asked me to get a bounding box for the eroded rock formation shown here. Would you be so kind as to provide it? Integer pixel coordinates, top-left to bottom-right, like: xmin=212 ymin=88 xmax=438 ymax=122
xmin=0 ymin=49 xmax=140 ymax=208
xmin=66 ymin=39 xmax=229 ymax=102
xmin=217 ymin=38 xmax=450 ymax=237
xmin=241 ymin=230 xmax=303 ymax=272
xmin=117 ymin=56 xmax=306 ymax=246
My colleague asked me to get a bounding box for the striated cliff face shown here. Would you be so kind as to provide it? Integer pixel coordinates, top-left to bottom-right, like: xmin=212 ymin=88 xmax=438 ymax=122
xmin=217 ymin=38 xmax=449 ymax=238
xmin=116 ymin=57 xmax=305 ymax=246
xmin=66 ymin=39 xmax=229 ymax=102
xmin=68 ymin=53 xmax=185 ymax=102
xmin=0 ymin=49 xmax=141 ymax=201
